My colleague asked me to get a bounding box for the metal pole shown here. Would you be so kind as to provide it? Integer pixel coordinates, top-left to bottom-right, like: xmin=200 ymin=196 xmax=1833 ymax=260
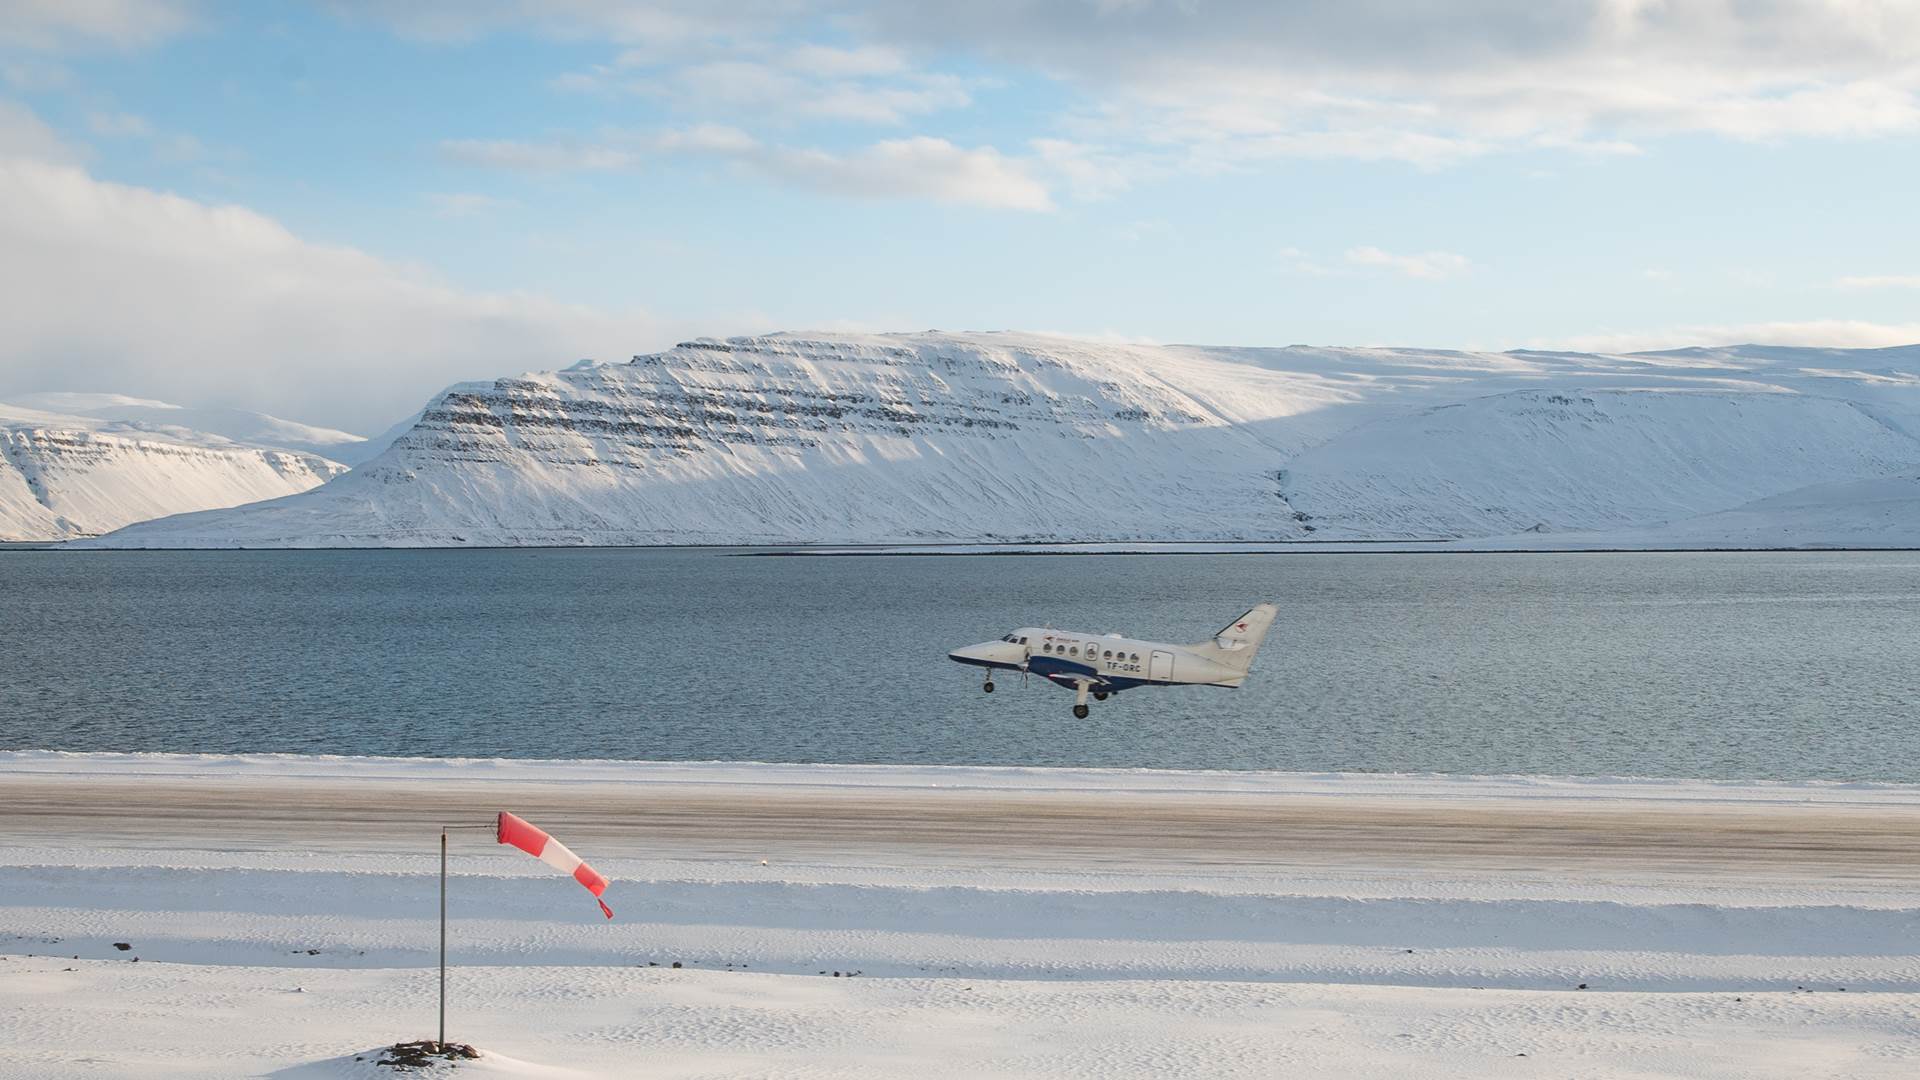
xmin=439 ymin=827 xmax=447 ymax=1047
xmin=435 ymin=823 xmax=492 ymax=1049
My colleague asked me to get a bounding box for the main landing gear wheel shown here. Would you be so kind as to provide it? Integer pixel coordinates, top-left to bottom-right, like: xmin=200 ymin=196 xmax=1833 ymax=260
xmin=983 ymin=679 xmax=995 ymax=693
xmin=1093 ymin=692 xmax=1109 ymax=701
xmin=1073 ymin=704 xmax=1090 ymax=719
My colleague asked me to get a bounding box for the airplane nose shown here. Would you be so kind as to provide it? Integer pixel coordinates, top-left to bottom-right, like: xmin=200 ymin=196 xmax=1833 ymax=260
xmin=948 ymin=641 xmax=1024 ymax=667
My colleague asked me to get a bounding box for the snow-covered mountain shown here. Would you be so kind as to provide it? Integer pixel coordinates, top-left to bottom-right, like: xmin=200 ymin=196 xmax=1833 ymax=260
xmin=8 ymin=393 xmax=374 ymax=464
xmin=78 ymin=332 xmax=1920 ymax=549
xmin=1 ymin=401 xmax=349 ymax=541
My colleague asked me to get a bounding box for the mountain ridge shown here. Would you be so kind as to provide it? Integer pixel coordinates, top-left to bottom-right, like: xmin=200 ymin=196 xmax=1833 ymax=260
xmin=1 ymin=400 xmax=350 ymax=541
xmin=74 ymin=331 xmax=1920 ymax=550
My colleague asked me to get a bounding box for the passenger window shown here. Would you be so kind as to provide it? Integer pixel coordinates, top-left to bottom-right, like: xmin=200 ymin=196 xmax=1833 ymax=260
xmin=1103 ymin=650 xmax=1112 ymax=660
xmin=1069 ymin=646 xmax=1079 ymax=657
xmin=1043 ymin=643 xmax=1052 ymax=653
xmin=1130 ymin=653 xmax=1140 ymax=662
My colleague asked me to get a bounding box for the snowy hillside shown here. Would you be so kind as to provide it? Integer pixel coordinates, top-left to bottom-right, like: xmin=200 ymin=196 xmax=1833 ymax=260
xmin=8 ymin=392 xmax=373 ymax=464
xmin=1283 ymin=388 xmax=1920 ymax=538
xmin=79 ymin=333 xmax=1920 ymax=549
xmin=1461 ymin=472 xmax=1920 ymax=551
xmin=0 ymin=402 xmax=348 ymax=541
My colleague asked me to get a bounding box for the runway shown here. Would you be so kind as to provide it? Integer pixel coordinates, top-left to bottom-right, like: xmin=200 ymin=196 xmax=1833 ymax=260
xmin=6 ymin=764 xmax=1918 ymax=882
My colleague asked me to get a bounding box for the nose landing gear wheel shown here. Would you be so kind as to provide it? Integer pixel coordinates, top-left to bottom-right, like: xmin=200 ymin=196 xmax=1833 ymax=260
xmin=1073 ymin=704 xmax=1090 ymax=719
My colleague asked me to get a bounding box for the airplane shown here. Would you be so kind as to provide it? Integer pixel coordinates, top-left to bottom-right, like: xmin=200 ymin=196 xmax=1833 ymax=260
xmin=948 ymin=603 xmax=1278 ymax=718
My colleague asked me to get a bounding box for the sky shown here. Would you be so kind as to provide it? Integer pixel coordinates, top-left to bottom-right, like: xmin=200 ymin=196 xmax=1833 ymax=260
xmin=2 ymin=0 xmax=1919 ymax=435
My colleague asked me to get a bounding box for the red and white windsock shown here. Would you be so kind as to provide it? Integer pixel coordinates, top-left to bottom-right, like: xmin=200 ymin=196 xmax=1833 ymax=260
xmin=496 ymin=811 xmax=614 ymax=919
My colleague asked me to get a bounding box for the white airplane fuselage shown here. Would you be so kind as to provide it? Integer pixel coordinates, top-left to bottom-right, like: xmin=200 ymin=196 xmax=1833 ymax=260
xmin=949 ymin=604 xmax=1277 ymax=718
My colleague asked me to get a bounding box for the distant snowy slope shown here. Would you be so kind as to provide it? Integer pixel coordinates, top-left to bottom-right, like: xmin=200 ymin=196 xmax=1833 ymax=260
xmin=10 ymin=392 xmax=373 ymax=464
xmin=1282 ymin=388 xmax=1920 ymax=538
xmin=79 ymin=332 xmax=1920 ymax=549
xmin=1464 ymin=473 xmax=1920 ymax=551
xmin=0 ymin=402 xmax=348 ymax=541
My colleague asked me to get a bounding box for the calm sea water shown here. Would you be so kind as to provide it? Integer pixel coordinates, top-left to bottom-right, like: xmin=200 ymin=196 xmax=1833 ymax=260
xmin=1 ymin=548 xmax=1917 ymax=781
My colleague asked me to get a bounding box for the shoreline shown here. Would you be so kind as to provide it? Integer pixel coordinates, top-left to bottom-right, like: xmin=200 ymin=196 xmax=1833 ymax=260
xmin=14 ymin=539 xmax=1920 ymax=554
xmin=7 ymin=748 xmax=1919 ymax=801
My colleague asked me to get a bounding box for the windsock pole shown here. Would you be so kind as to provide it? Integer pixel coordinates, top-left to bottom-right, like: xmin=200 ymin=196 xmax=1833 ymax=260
xmin=438 ymin=824 xmax=496 ymax=1046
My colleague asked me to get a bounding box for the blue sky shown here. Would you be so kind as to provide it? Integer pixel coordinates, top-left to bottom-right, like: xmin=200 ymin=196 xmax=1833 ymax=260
xmin=3 ymin=1 xmax=1919 ymax=433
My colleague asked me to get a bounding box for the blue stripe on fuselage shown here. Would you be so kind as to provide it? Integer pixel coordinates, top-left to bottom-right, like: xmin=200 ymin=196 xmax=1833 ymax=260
xmin=1027 ymin=655 xmax=1159 ymax=693
xmin=1026 ymin=655 xmax=1095 ymax=680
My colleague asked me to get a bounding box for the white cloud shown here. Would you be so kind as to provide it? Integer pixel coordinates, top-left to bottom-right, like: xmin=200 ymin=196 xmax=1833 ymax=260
xmin=75 ymin=108 xmax=215 ymax=165
xmin=2 ymin=58 xmax=75 ymax=91
xmin=85 ymin=110 xmax=154 ymax=137
xmin=1529 ymin=321 xmax=1920 ymax=354
xmin=445 ymin=127 xmax=1053 ymax=211
xmin=333 ymin=3 xmax=1920 ymax=173
xmin=1345 ymin=246 xmax=1470 ymax=280
xmin=0 ymin=0 xmax=197 ymax=49
xmin=784 ymin=43 xmax=907 ymax=79
xmin=1029 ymin=137 xmax=1143 ymax=200
xmin=0 ymin=157 xmax=692 ymax=433
xmin=440 ymin=137 xmax=642 ymax=171
xmin=762 ymin=136 xmax=1052 ymax=210
xmin=862 ymin=1 xmax=1920 ymax=166
xmin=564 ymin=48 xmax=975 ymax=127
xmin=324 ymin=0 xmax=779 ymax=47
xmin=0 ymin=98 xmax=84 ymax=163
xmin=654 ymin=123 xmax=759 ymax=154
xmin=1836 ymin=274 xmax=1920 ymax=290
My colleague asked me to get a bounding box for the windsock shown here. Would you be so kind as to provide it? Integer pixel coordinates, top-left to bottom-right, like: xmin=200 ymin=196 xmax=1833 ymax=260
xmin=496 ymin=811 xmax=613 ymax=919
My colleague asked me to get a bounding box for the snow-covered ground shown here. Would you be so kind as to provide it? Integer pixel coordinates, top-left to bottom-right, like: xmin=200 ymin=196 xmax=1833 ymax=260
xmin=0 ymin=398 xmax=351 ymax=541
xmin=76 ymin=333 xmax=1920 ymax=550
xmin=3 ymin=752 xmax=1916 ymax=1077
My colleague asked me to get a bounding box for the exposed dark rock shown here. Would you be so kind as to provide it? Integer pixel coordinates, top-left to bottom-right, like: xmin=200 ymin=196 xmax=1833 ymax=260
xmin=375 ymin=1040 xmax=480 ymax=1070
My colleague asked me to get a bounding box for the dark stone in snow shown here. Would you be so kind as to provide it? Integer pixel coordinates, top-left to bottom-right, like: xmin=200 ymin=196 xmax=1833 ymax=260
xmin=376 ymin=1041 xmax=479 ymax=1070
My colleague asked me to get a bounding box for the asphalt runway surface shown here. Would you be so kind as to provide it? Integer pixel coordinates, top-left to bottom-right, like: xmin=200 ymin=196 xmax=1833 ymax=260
xmin=5 ymin=771 xmax=1919 ymax=883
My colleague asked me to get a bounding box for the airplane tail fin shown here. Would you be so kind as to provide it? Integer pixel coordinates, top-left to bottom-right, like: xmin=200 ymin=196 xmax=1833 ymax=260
xmin=1191 ymin=603 xmax=1277 ymax=674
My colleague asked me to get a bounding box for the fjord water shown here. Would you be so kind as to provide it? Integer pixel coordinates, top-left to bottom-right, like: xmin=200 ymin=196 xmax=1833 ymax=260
xmin=2 ymin=549 xmax=1916 ymax=781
